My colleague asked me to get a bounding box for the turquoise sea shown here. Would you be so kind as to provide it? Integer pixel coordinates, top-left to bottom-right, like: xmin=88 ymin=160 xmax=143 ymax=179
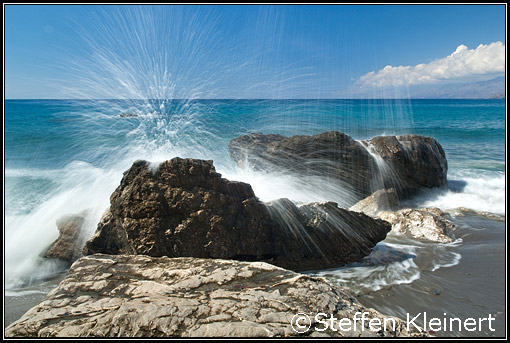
xmin=4 ymin=98 xmax=506 ymax=290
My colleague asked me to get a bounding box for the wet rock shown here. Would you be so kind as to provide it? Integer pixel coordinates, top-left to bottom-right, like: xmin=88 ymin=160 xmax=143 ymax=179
xmin=378 ymin=208 xmax=455 ymax=243
xmin=83 ymin=158 xmax=390 ymax=270
xmin=5 ymin=254 xmax=424 ymax=337
xmin=119 ymin=112 xmax=138 ymax=118
xmin=266 ymin=199 xmax=392 ymax=270
xmin=229 ymin=131 xmax=375 ymax=198
xmin=229 ymin=131 xmax=448 ymax=201
xmin=349 ymin=188 xmax=400 ymax=217
xmin=83 ymin=158 xmax=275 ymax=261
xmin=44 ymin=214 xmax=86 ymax=263
xmin=368 ymin=135 xmax=448 ymax=199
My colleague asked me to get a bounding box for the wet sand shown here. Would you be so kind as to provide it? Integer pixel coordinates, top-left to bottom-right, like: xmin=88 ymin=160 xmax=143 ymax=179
xmin=352 ymin=213 xmax=506 ymax=337
xmin=4 ymin=274 xmax=66 ymax=328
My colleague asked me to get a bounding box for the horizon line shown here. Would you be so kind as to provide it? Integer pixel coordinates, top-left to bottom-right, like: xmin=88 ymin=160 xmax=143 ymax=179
xmin=4 ymin=97 xmax=505 ymax=101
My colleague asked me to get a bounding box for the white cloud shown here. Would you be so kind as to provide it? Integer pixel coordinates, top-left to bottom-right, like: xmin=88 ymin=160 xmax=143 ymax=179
xmin=353 ymin=41 xmax=505 ymax=90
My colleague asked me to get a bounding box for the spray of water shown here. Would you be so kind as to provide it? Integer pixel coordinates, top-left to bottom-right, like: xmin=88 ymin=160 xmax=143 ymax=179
xmin=5 ymin=6 xmax=418 ymax=290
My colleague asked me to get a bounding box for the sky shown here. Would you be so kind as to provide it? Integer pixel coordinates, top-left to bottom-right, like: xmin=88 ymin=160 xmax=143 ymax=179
xmin=4 ymin=4 xmax=506 ymax=99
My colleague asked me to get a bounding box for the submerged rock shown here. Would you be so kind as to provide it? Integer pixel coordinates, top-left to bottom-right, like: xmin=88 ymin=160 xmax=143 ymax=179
xmin=44 ymin=214 xmax=86 ymax=263
xmin=378 ymin=208 xmax=456 ymax=243
xmin=119 ymin=112 xmax=138 ymax=118
xmin=5 ymin=254 xmax=423 ymax=337
xmin=83 ymin=158 xmax=390 ymax=270
xmin=229 ymin=131 xmax=448 ymax=201
xmin=446 ymin=207 xmax=505 ymax=222
xmin=349 ymin=188 xmax=400 ymax=217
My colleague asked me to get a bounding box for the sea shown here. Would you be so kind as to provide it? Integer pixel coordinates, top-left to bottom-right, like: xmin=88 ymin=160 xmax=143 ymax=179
xmin=4 ymin=98 xmax=506 ymax=335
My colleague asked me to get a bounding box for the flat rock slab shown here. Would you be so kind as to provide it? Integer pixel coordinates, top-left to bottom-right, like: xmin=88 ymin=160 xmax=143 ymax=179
xmin=5 ymin=254 xmax=422 ymax=338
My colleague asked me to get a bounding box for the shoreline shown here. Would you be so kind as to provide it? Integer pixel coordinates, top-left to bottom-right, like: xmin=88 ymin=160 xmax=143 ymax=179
xmin=5 ymin=212 xmax=505 ymax=337
xmin=4 ymin=273 xmax=66 ymax=328
xmin=336 ymin=213 xmax=506 ymax=337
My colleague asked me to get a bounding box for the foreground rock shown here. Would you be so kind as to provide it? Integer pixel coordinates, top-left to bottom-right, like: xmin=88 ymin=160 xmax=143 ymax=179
xmin=349 ymin=189 xmax=399 ymax=217
xmin=229 ymin=131 xmax=448 ymax=201
xmin=378 ymin=208 xmax=456 ymax=243
xmin=83 ymin=158 xmax=390 ymax=270
xmin=83 ymin=158 xmax=275 ymax=260
xmin=44 ymin=214 xmax=86 ymax=263
xmin=5 ymin=255 xmax=422 ymax=337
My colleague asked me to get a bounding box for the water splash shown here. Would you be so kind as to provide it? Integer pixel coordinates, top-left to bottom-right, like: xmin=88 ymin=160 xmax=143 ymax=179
xmin=359 ymin=140 xmax=405 ymax=197
xmin=310 ymin=236 xmax=462 ymax=293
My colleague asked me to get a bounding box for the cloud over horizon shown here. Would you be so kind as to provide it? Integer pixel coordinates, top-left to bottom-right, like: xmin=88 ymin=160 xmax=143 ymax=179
xmin=352 ymin=41 xmax=505 ymax=91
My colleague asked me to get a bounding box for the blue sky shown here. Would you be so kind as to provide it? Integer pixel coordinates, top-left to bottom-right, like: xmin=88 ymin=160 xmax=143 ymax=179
xmin=4 ymin=4 xmax=506 ymax=99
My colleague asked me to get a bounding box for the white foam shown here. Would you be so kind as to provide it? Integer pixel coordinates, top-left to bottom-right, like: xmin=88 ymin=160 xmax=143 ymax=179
xmin=417 ymin=170 xmax=505 ymax=215
xmin=4 ymin=161 xmax=123 ymax=289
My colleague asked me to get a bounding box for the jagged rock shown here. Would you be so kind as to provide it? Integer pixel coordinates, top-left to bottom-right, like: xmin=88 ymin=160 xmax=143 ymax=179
xmin=44 ymin=214 xmax=86 ymax=263
xmin=349 ymin=189 xmax=399 ymax=217
xmin=229 ymin=131 xmax=448 ymax=201
xmin=378 ymin=208 xmax=455 ymax=243
xmin=5 ymin=254 xmax=424 ymax=337
xmin=83 ymin=158 xmax=390 ymax=271
xmin=83 ymin=158 xmax=276 ymax=260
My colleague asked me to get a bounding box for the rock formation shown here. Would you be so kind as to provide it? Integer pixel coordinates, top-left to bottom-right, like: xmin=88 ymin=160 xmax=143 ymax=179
xmin=266 ymin=199 xmax=391 ymax=270
xmin=44 ymin=214 xmax=86 ymax=263
xmin=229 ymin=131 xmax=448 ymax=201
xmin=83 ymin=158 xmax=390 ymax=270
xmin=229 ymin=131 xmax=375 ymax=199
xmin=368 ymin=135 xmax=448 ymax=199
xmin=5 ymin=254 xmax=423 ymax=338
xmin=349 ymin=188 xmax=399 ymax=217
xmin=378 ymin=208 xmax=456 ymax=243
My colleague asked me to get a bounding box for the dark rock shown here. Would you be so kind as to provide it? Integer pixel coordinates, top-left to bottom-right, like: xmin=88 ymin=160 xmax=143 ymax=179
xmin=229 ymin=131 xmax=448 ymax=201
xmin=119 ymin=112 xmax=138 ymax=118
xmin=84 ymin=158 xmax=275 ymax=261
xmin=44 ymin=214 xmax=86 ymax=263
xmin=266 ymin=199 xmax=391 ymax=270
xmin=368 ymin=135 xmax=448 ymax=199
xmin=83 ymin=158 xmax=390 ymax=270
xmin=229 ymin=131 xmax=375 ymax=199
